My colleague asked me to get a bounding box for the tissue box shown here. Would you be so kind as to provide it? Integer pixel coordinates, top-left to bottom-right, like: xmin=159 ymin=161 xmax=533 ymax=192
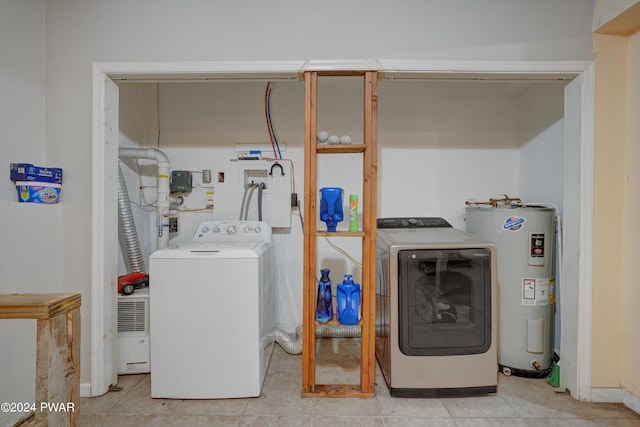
xmin=16 ymin=181 xmax=61 ymax=204
xmin=10 ymin=163 xmax=63 ymax=184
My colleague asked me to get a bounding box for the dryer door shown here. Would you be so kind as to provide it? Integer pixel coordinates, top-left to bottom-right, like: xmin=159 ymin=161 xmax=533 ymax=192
xmin=398 ymin=248 xmax=492 ymax=356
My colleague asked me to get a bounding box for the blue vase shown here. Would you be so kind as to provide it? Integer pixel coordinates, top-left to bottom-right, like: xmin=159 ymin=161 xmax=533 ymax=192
xmin=337 ymin=274 xmax=360 ymax=325
xmin=315 ymin=269 xmax=333 ymax=323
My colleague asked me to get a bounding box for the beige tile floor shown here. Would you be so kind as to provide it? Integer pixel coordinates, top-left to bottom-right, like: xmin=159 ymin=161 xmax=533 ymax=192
xmin=80 ymin=341 xmax=640 ymax=426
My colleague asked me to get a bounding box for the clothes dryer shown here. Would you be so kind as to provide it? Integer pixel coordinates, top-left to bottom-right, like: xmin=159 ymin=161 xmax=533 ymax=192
xmin=376 ymin=217 xmax=497 ymax=397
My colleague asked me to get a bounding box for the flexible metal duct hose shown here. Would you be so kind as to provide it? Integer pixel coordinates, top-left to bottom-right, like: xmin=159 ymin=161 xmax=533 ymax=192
xmin=269 ymin=324 xmax=361 ymax=355
xmin=268 ymin=327 xmax=302 ymax=355
xmin=118 ymin=163 xmax=145 ymax=273
xmin=316 ymin=324 xmax=361 ymax=338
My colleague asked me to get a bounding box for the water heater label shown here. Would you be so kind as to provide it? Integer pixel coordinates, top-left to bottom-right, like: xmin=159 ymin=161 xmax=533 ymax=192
xmin=502 ymin=215 xmax=525 ymax=231
xmin=529 ymin=232 xmax=545 ymax=266
xmin=522 ymin=278 xmax=549 ymax=306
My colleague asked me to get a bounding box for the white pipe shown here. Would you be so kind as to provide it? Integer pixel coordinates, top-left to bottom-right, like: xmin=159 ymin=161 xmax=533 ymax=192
xmin=119 ymin=147 xmax=171 ymax=250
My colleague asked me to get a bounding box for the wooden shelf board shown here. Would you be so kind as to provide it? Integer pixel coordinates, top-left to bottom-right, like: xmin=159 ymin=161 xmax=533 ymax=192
xmin=315 ymin=319 xmax=362 ymax=327
xmin=0 ymin=293 xmax=81 ymax=319
xmin=316 ymin=231 xmax=365 ymax=237
xmin=316 ymin=144 xmax=365 ymax=154
xmin=302 ymin=384 xmax=374 ymax=398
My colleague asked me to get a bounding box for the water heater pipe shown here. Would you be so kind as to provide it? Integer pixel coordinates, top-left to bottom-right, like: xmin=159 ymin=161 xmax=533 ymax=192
xmin=118 ymin=147 xmax=171 ymax=250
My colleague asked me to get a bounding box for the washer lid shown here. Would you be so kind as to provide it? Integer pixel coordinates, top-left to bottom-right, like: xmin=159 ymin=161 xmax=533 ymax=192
xmin=150 ymin=240 xmax=271 ymax=259
xmin=180 ymin=241 xmax=262 ymax=251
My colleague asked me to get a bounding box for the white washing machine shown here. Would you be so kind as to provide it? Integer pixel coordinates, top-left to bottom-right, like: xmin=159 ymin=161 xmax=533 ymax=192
xmin=149 ymin=220 xmax=275 ymax=399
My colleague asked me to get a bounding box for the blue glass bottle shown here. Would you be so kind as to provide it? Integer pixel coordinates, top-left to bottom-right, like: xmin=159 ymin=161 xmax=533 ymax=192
xmin=337 ymin=274 xmax=361 ymax=325
xmin=315 ymin=269 xmax=333 ymax=323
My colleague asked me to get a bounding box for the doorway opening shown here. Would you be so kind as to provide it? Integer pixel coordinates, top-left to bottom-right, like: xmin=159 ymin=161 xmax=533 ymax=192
xmin=91 ymin=60 xmax=594 ymax=400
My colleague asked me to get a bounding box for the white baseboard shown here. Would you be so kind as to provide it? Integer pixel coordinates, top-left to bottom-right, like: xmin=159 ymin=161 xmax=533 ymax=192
xmin=623 ymin=390 xmax=640 ymax=415
xmin=592 ymin=387 xmax=640 ymax=414
xmin=591 ymin=387 xmax=624 ymax=402
xmin=80 ymin=382 xmax=92 ymax=398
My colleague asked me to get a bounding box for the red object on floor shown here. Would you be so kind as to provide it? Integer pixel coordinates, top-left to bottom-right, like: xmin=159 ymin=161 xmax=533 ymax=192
xmin=118 ymin=272 xmax=149 ymax=295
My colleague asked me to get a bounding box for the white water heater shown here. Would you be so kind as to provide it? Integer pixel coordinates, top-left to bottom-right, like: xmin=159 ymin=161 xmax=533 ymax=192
xmin=466 ymin=206 xmax=555 ymax=376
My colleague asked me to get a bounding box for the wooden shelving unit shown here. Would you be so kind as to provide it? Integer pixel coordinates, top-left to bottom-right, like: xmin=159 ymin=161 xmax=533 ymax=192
xmin=302 ymin=70 xmax=378 ymax=398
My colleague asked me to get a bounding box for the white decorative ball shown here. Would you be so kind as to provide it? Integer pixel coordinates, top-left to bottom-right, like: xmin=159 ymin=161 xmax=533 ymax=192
xmin=339 ymin=135 xmax=352 ymax=144
xmin=328 ymin=135 xmax=340 ymax=144
xmin=317 ymin=131 xmax=329 ymax=143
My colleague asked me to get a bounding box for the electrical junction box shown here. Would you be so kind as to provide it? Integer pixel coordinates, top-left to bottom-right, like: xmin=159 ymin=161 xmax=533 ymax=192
xmin=169 ymin=215 xmax=178 ymax=233
xmin=214 ymin=159 xmax=292 ymax=228
xmin=170 ymin=170 xmax=192 ymax=193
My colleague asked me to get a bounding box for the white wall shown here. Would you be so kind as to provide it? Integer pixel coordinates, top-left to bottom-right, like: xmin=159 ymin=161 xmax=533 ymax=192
xmin=34 ymin=0 xmax=595 ymax=392
xmin=0 ymin=1 xmax=46 ymax=195
xmin=0 ymin=2 xmax=55 ymax=426
xmin=518 ymin=82 xmax=566 ymax=208
xmin=378 ymin=81 xmax=523 ymax=228
xmin=0 ymin=0 xmax=46 ymax=199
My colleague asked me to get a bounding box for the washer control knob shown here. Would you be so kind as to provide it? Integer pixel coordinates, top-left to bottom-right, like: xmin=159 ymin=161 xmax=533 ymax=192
xmin=212 ymin=226 xmax=220 ymax=233
xmin=244 ymin=226 xmax=252 ymax=233
xmin=255 ymin=226 xmax=261 ymax=233
xmin=201 ymin=226 xmax=210 ymax=234
xmin=226 ymin=225 xmax=236 ymax=235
